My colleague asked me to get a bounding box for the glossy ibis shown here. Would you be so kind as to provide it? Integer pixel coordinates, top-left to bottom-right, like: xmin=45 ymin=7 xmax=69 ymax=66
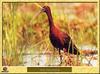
xmin=41 ymin=6 xmax=80 ymax=64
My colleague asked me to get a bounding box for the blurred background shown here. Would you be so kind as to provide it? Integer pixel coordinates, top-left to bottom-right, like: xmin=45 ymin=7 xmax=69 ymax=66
xmin=2 ymin=3 xmax=98 ymax=66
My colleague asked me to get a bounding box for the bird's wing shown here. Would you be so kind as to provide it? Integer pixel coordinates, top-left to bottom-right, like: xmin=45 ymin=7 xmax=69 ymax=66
xmin=59 ymin=32 xmax=80 ymax=55
xmin=62 ymin=32 xmax=71 ymax=46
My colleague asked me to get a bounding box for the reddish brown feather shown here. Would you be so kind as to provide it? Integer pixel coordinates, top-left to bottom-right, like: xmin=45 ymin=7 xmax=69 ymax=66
xmin=51 ymin=26 xmax=65 ymax=45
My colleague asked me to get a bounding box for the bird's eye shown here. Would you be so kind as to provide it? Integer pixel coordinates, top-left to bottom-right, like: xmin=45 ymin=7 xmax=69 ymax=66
xmin=42 ymin=8 xmax=45 ymax=12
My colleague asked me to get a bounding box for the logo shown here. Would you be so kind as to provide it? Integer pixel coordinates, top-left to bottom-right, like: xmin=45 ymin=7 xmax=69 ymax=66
xmin=2 ymin=67 xmax=8 ymax=72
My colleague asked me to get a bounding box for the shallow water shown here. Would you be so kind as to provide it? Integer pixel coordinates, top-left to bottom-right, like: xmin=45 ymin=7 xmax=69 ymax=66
xmin=22 ymin=45 xmax=98 ymax=66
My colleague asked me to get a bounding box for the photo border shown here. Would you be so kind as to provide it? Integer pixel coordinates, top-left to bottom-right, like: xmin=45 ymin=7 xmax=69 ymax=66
xmin=0 ymin=0 xmax=99 ymax=73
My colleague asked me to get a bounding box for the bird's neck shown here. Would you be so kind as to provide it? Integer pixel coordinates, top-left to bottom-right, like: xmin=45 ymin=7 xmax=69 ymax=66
xmin=46 ymin=10 xmax=54 ymax=29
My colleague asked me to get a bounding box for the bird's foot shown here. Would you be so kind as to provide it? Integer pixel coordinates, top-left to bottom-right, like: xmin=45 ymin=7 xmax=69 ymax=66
xmin=59 ymin=55 xmax=63 ymax=66
xmin=58 ymin=61 xmax=62 ymax=66
xmin=58 ymin=62 xmax=63 ymax=66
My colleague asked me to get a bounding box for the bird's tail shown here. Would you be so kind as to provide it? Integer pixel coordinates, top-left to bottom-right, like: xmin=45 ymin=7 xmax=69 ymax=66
xmin=69 ymin=44 xmax=80 ymax=55
xmin=73 ymin=47 xmax=80 ymax=55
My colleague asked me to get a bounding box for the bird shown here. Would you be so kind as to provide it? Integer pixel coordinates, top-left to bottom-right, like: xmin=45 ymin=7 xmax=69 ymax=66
xmin=41 ymin=6 xmax=80 ymax=64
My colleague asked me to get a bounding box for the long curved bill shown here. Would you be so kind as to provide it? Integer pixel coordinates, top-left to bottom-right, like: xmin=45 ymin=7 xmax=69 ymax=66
xmin=34 ymin=3 xmax=42 ymax=9
xmin=29 ymin=6 xmax=44 ymax=25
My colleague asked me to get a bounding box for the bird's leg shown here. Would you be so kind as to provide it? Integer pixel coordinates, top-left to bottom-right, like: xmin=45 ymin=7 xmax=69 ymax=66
xmin=63 ymin=48 xmax=73 ymax=66
xmin=53 ymin=47 xmax=56 ymax=54
xmin=63 ymin=48 xmax=71 ymax=60
xmin=76 ymin=55 xmax=79 ymax=66
xmin=58 ymin=49 xmax=62 ymax=65
xmin=76 ymin=52 xmax=80 ymax=66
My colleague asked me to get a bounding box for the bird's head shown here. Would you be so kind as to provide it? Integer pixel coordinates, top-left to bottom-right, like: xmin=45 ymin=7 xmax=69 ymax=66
xmin=41 ymin=6 xmax=51 ymax=13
